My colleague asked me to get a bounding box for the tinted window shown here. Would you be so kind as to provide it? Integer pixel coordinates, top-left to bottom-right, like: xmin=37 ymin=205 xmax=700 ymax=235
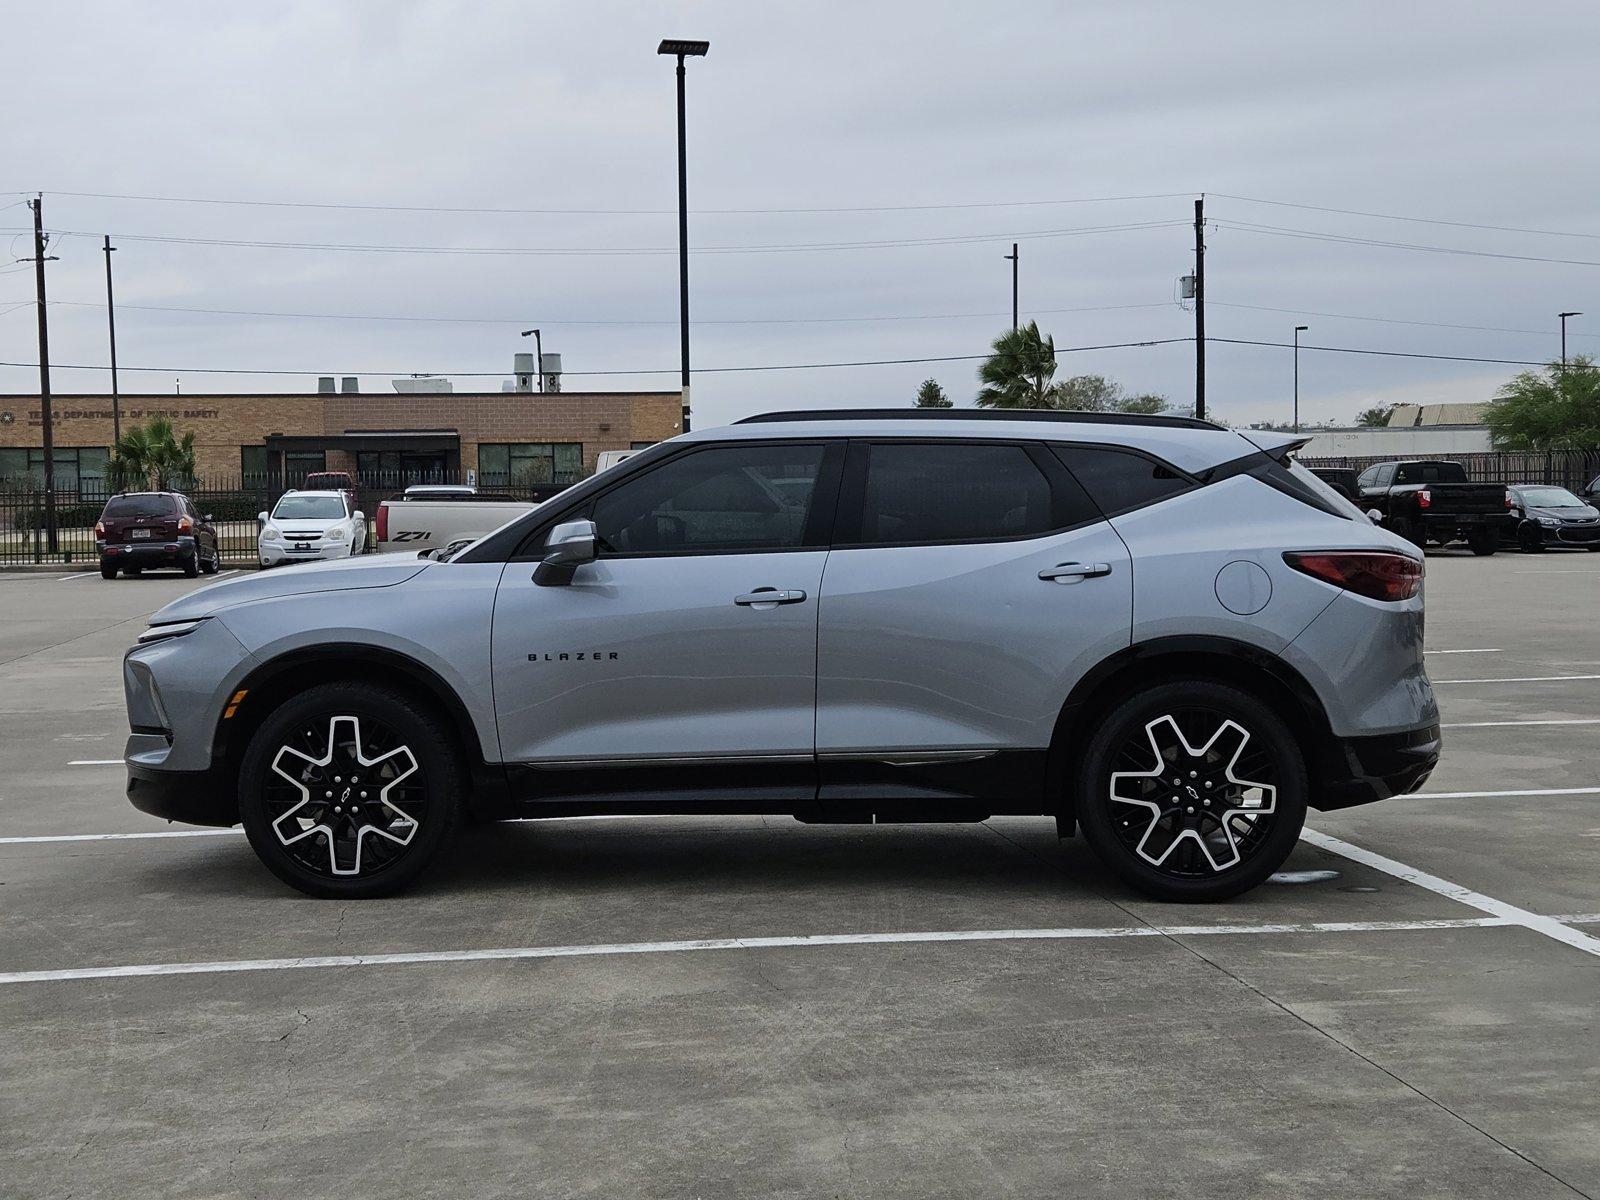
xmin=1052 ymin=445 xmax=1191 ymax=514
xmin=1376 ymin=464 xmax=1396 ymax=487
xmin=855 ymin=443 xmax=1059 ymax=544
xmin=592 ymin=443 xmax=826 ymax=554
xmin=103 ymin=495 xmax=177 ymax=519
xmin=1356 ymin=466 xmax=1379 ymax=489
xmin=1395 ymin=461 xmax=1467 ymax=485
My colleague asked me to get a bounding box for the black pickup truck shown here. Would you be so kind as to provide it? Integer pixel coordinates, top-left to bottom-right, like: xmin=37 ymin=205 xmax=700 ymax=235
xmin=1354 ymin=460 xmax=1513 ymax=555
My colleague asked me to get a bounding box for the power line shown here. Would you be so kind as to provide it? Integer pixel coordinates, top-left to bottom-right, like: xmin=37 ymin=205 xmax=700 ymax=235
xmin=0 ymin=337 xmax=1192 ymax=380
xmin=1214 ymin=193 xmax=1600 ymax=242
xmin=1209 ymin=300 xmax=1600 ymax=341
xmin=36 ymin=298 xmax=1176 ymax=328
xmin=1217 ymin=220 xmax=1600 ymax=269
xmin=1210 ymin=337 xmax=1556 ymax=368
xmin=40 ymin=188 xmax=1198 ymax=217
xmin=5 ymin=219 xmax=1186 ymax=259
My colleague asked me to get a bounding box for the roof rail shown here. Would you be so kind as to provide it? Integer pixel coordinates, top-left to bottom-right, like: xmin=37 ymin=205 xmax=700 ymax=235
xmin=734 ymin=408 xmax=1221 ymax=431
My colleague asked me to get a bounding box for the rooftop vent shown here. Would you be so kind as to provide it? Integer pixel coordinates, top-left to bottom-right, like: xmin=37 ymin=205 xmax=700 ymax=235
xmin=341 ymin=376 xmax=359 ymax=393
xmin=317 ymin=376 xmax=336 ymax=394
xmin=391 ymin=376 xmax=453 ymax=394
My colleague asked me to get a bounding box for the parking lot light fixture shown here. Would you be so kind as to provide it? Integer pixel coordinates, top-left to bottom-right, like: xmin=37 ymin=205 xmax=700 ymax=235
xmin=1293 ymin=325 xmax=1309 ymax=432
xmin=1559 ymin=312 xmax=1581 ymax=369
xmin=658 ymin=37 xmax=709 ymax=433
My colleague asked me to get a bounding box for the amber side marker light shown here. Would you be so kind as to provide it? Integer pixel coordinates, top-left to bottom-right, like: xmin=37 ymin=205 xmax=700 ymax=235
xmin=1283 ymin=551 xmax=1423 ymax=602
xmin=222 ymin=689 xmax=248 ymax=720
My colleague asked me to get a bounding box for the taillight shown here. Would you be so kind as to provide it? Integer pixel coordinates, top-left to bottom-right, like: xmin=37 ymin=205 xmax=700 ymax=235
xmin=94 ymin=520 xmax=105 ymax=537
xmin=376 ymin=502 xmax=389 ymax=542
xmin=1417 ymin=488 xmax=1431 ymax=509
xmin=1284 ymin=551 xmax=1423 ymax=602
xmin=177 ymin=516 xmax=194 ymax=533
xmin=1505 ymin=491 xmax=1514 ymax=508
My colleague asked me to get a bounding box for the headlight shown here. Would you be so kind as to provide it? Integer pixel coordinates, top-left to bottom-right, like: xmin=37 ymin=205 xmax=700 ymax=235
xmin=325 ymin=524 xmax=348 ymax=540
xmin=136 ymin=618 xmax=209 ymax=645
xmin=1540 ymin=517 xmax=1560 ymax=527
xmin=261 ymin=525 xmax=281 ymax=540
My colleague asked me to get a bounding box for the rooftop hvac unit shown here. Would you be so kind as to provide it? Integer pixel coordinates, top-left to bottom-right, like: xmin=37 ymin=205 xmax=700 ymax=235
xmin=541 ymin=352 xmax=562 ymax=393
xmin=341 ymin=376 xmax=359 ymax=393
xmin=317 ymin=376 xmax=336 ymax=394
xmin=513 ymin=352 xmax=536 ymax=393
xmin=391 ymin=377 xmax=453 ymax=393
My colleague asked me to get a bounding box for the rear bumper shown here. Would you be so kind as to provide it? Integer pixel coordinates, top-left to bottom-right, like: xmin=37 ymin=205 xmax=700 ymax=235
xmin=126 ymin=759 xmax=238 ymax=827
xmin=101 ymin=536 xmax=197 ymax=564
xmin=1314 ymin=723 xmax=1441 ymax=811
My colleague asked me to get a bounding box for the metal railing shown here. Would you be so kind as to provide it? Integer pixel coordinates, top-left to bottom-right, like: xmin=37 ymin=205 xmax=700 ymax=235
xmin=1299 ymin=449 xmax=1600 ymax=491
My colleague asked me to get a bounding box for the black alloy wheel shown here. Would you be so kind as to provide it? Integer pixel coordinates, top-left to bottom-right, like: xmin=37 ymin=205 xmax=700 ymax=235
xmin=239 ymin=682 xmax=463 ymax=898
xmin=1075 ymin=682 xmax=1308 ymax=902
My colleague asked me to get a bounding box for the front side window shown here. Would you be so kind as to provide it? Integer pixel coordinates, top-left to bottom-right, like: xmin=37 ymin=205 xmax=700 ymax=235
xmin=591 ymin=443 xmax=826 ymax=555
xmin=1052 ymin=445 xmax=1192 ymax=515
xmin=855 ymin=442 xmax=1060 ymax=544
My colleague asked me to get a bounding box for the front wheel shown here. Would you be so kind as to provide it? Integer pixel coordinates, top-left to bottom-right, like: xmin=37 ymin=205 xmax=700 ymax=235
xmin=239 ymin=682 xmax=463 ymax=898
xmin=1074 ymin=682 xmax=1308 ymax=902
xmin=182 ymin=553 xmax=200 ymax=578
xmin=1467 ymin=531 xmax=1498 ymax=556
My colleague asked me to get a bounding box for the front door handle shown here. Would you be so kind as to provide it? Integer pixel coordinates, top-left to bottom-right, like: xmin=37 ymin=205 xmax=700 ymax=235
xmin=734 ymin=587 xmax=808 ymax=608
xmin=1038 ymin=561 xmax=1112 ymax=584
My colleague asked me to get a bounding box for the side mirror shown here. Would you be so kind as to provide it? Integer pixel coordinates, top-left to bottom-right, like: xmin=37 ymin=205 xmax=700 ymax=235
xmin=1366 ymin=508 xmax=1383 ymax=523
xmin=202 ymin=513 xmax=213 ymax=522
xmin=257 ymin=511 xmax=269 ymax=524
xmin=353 ymin=510 xmax=365 ymax=522
xmin=534 ymin=518 xmax=598 ymax=586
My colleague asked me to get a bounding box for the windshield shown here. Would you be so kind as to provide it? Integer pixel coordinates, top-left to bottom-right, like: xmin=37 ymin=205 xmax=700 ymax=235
xmin=1518 ymin=487 xmax=1584 ymax=508
xmin=104 ymin=495 xmax=177 ymax=519
xmin=273 ymin=495 xmax=346 ymax=520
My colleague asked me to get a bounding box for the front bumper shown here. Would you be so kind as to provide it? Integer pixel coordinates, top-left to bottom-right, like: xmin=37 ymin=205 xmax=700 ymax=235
xmin=1315 ymin=723 xmax=1441 ymax=811
xmin=127 ymin=759 xmax=238 ymax=826
xmin=259 ymin=539 xmax=354 ymax=567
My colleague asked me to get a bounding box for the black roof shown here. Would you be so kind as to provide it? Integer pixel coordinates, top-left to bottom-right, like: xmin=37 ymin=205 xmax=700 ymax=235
xmin=734 ymin=408 xmax=1221 ymax=431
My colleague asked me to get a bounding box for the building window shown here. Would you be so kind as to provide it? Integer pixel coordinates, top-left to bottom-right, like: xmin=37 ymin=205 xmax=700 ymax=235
xmin=477 ymin=442 xmax=583 ymax=488
xmin=241 ymin=446 xmax=269 ymax=487
xmin=0 ymin=447 xmax=110 ymax=494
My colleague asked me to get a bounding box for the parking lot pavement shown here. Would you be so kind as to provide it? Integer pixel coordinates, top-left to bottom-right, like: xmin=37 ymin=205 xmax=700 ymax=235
xmin=2 ymin=552 xmax=1599 ymax=1198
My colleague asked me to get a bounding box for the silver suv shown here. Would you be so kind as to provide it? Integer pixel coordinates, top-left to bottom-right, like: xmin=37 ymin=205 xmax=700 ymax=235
xmin=123 ymin=410 xmax=1440 ymax=901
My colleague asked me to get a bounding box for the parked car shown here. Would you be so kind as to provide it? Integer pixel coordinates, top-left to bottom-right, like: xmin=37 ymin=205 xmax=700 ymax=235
xmin=1354 ymin=459 xmax=1513 ymax=554
xmin=303 ymin=471 xmax=357 ymax=509
xmin=257 ymin=490 xmax=367 ymax=568
xmin=596 ymin=449 xmax=645 ymax=474
xmin=1307 ymin=466 xmax=1358 ymax=501
xmin=1580 ymin=474 xmax=1600 ymax=505
xmin=96 ymin=492 xmax=221 ymax=579
xmin=374 ymin=489 xmax=537 ymax=556
xmin=123 ymin=409 xmax=1439 ymax=903
xmin=1505 ymin=484 xmax=1600 ymax=551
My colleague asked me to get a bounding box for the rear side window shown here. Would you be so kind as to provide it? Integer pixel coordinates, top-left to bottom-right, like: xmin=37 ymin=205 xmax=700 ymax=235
xmin=1051 ymin=445 xmax=1192 ymax=515
xmin=854 ymin=443 xmax=1068 ymax=545
xmin=103 ymin=495 xmax=176 ymax=519
xmin=1394 ymin=462 xmax=1466 ymax=485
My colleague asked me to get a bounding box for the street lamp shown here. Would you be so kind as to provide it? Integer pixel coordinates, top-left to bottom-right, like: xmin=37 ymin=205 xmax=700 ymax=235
xmin=658 ymin=37 xmax=709 ymax=433
xmin=1559 ymin=312 xmax=1582 ymax=369
xmin=520 ymin=328 xmax=543 ymax=392
xmin=1293 ymin=325 xmax=1309 ymax=432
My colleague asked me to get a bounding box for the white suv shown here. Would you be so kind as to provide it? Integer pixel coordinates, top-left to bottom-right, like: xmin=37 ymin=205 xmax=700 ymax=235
xmin=126 ymin=410 xmax=1440 ymax=901
xmin=258 ymin=490 xmax=367 ymax=567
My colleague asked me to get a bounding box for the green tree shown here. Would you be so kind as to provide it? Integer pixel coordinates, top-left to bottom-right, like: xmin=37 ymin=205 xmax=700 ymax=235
xmin=1484 ymin=357 xmax=1600 ymax=449
xmin=913 ymin=378 xmax=952 ymax=408
xmin=1355 ymin=404 xmax=1395 ymax=428
xmin=976 ymin=321 xmax=1060 ymax=408
xmin=109 ymin=417 xmax=197 ymax=492
xmin=1048 ymin=372 xmax=1172 ymax=414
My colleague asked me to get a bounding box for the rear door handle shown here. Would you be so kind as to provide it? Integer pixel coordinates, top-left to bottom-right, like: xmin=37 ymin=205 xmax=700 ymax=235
xmin=734 ymin=587 xmax=808 ymax=608
xmin=1038 ymin=562 xmax=1112 ymax=584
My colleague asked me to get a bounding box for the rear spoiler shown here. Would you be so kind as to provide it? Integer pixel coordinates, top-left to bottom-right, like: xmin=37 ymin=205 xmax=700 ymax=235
xmin=1237 ymin=429 xmax=1312 ymax=463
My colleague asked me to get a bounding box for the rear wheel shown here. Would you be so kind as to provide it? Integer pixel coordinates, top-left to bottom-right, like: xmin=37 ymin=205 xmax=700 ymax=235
xmin=1074 ymin=681 xmax=1308 ymax=902
xmin=239 ymin=682 xmax=463 ymax=898
xmin=1467 ymin=530 xmax=1498 ymax=556
xmin=182 ymin=553 xmax=200 ymax=578
xmin=1390 ymin=517 xmax=1426 ymax=549
xmin=99 ymin=561 xmax=117 ymax=580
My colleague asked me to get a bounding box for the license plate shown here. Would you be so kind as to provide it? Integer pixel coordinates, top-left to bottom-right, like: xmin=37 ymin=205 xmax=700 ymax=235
xmin=130 ymin=529 xmax=152 ymax=539
xmin=293 ymin=544 xmax=313 ymax=552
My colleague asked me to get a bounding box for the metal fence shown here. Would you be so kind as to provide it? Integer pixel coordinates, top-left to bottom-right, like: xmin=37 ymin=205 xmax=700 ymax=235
xmin=1298 ymin=449 xmax=1600 ymax=491
xmin=0 ymin=470 xmax=581 ymax=566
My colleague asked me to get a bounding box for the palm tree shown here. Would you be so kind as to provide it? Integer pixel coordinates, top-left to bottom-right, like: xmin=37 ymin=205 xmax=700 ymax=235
xmin=109 ymin=417 xmax=197 ymax=492
xmin=976 ymin=322 xmax=1059 ymax=408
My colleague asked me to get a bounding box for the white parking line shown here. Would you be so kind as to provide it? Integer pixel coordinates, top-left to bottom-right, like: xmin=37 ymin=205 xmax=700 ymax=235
xmin=1408 ymin=786 xmax=1600 ymax=799
xmin=56 ymin=572 xmax=99 ymax=582
xmin=1427 ymin=648 xmax=1502 ymax=655
xmin=1441 ymin=719 xmax=1600 ymax=729
xmin=68 ymin=759 xmax=123 ymax=766
xmin=0 ymin=829 xmax=241 ymax=846
xmin=1301 ymin=828 xmax=1600 ymax=960
xmin=1433 ymin=674 xmax=1600 ymax=685
xmin=0 ymin=916 xmax=1529 ymax=987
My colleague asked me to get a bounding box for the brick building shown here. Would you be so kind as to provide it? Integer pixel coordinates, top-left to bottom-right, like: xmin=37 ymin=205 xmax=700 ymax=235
xmin=0 ymin=389 xmax=682 ymax=491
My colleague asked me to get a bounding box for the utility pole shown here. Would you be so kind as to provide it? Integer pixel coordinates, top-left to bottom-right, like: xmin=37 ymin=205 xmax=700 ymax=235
xmin=1004 ymin=243 xmax=1019 ymax=330
xmin=1293 ymin=325 xmax=1309 ymax=433
xmin=1193 ymin=196 xmax=1206 ymax=421
xmin=1559 ymin=311 xmax=1581 ymax=370
xmin=104 ymin=236 xmax=121 ymax=446
xmin=28 ymin=197 xmax=59 ymax=553
xmin=658 ymin=39 xmax=709 ymax=433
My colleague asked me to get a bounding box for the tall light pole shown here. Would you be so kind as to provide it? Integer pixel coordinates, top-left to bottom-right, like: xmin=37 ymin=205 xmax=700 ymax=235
xmin=1004 ymin=243 xmax=1018 ymax=330
xmin=1293 ymin=324 xmax=1309 ymax=433
xmin=1559 ymin=311 xmax=1581 ymax=369
xmin=520 ymin=328 xmax=544 ymax=392
xmin=104 ymin=236 xmax=121 ymax=447
xmin=658 ymin=38 xmax=708 ymax=433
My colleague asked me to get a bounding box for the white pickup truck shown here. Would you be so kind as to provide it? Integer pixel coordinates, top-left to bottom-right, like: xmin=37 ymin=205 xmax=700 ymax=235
xmin=373 ymin=486 xmax=538 ymax=557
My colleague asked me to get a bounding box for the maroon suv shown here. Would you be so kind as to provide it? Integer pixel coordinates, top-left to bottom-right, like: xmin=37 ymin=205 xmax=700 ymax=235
xmin=96 ymin=493 xmax=221 ymax=579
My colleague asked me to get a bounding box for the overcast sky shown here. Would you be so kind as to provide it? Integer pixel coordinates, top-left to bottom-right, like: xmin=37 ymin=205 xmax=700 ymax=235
xmin=4 ymin=0 xmax=1599 ymax=429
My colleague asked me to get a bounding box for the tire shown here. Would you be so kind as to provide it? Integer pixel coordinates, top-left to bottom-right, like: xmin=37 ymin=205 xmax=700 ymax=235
xmin=202 ymin=545 xmax=221 ymax=574
xmin=239 ymin=681 xmax=463 ymax=898
xmin=99 ymin=561 xmax=117 ymax=580
xmin=1074 ymin=681 xmax=1308 ymax=902
xmin=1390 ymin=517 xmax=1425 ymax=549
xmin=1467 ymin=531 xmax=1498 ymax=557
xmin=182 ymin=553 xmax=200 ymax=578
xmin=1518 ymin=527 xmax=1545 ymax=554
